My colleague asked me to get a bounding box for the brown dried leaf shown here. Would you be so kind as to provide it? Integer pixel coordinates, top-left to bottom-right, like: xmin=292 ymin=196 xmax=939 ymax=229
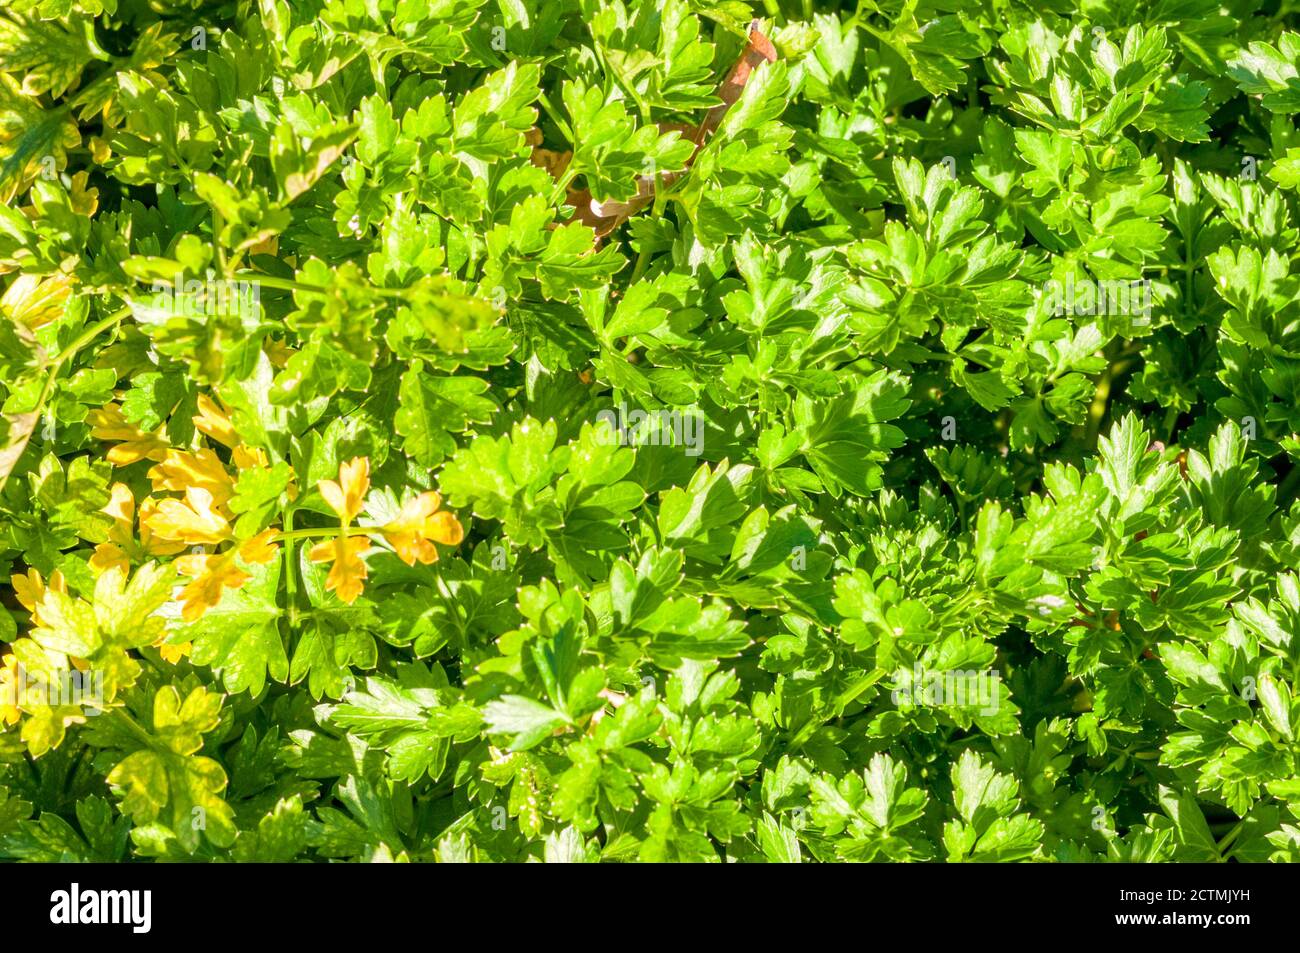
xmin=0 ymin=410 xmax=38 ymax=493
xmin=529 ymin=22 xmax=779 ymax=242
xmin=696 ymin=22 xmax=779 ymax=144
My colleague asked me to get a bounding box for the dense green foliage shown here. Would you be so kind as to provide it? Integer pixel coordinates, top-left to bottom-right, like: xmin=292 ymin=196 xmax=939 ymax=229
xmin=0 ymin=0 xmax=1299 ymax=862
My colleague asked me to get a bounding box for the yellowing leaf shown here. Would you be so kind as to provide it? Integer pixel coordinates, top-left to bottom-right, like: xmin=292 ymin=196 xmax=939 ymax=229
xmin=91 ymin=484 xmax=187 ymax=575
xmin=87 ymin=402 xmax=169 ymax=465
xmin=1 ymin=272 xmax=72 ymax=329
xmin=105 ymin=685 xmax=237 ymax=852
xmin=11 ymin=567 xmax=65 ymax=622
xmin=309 ymin=534 xmax=370 ymax=604
xmin=144 ymin=486 xmax=232 ymax=546
xmin=148 ymin=448 xmax=235 ymax=507
xmin=318 ymin=456 xmax=370 ymax=524
xmin=232 ymin=444 xmax=268 ymax=469
xmin=380 ymin=490 xmax=465 ymax=565
xmin=89 ymin=482 xmax=135 ymax=576
xmin=174 ymin=551 xmax=250 ymax=623
xmin=239 ymin=528 xmax=280 ymax=564
xmin=0 ymin=654 xmax=20 ymax=726
xmin=192 ymin=393 xmax=238 ymax=447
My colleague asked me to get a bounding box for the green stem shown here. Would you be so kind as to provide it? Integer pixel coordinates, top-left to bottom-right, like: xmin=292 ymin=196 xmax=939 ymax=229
xmin=282 ymin=507 xmax=298 ymax=628
xmin=1085 ymin=361 xmax=1113 ymax=448
xmin=22 ymin=751 xmax=40 ymax=787
xmin=233 ymin=271 xmax=483 ymax=308
xmin=214 ymin=207 xmax=227 ymax=273
xmin=52 ymin=305 xmax=132 ymax=368
xmin=108 ymin=709 xmax=157 ymax=749
xmin=1108 ymin=356 xmax=1139 ymax=383
xmin=550 ymin=163 xmax=580 ymax=209
xmin=274 ymin=526 xmax=374 ymax=542
xmin=231 ymin=273 xmax=310 ymax=295
xmin=1216 ymin=819 xmax=1244 ymax=859
xmin=833 ymin=670 xmax=884 ymax=714
xmin=628 ymin=186 xmax=669 ymax=285
xmin=861 ymin=21 xmax=892 ymax=44
xmin=536 ymin=91 xmax=574 ymax=144
xmin=34 ymin=307 xmax=132 ymax=423
xmin=0 ymin=306 xmax=132 ymax=493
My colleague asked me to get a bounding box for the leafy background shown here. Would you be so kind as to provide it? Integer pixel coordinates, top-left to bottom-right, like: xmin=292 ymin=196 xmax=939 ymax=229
xmin=0 ymin=0 xmax=1299 ymax=861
